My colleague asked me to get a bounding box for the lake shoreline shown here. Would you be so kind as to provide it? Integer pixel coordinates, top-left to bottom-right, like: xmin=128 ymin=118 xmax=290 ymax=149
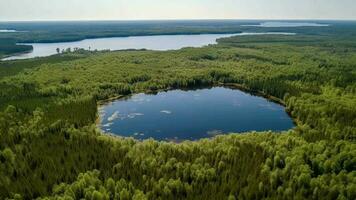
xmin=2 ymin=32 xmax=295 ymax=61
xmin=96 ymin=83 xmax=297 ymax=141
xmin=19 ymin=31 xmax=244 ymax=44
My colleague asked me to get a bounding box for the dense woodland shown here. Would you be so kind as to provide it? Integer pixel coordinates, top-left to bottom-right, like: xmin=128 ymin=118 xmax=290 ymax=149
xmin=0 ymin=20 xmax=352 ymax=58
xmin=0 ymin=38 xmax=32 ymax=58
xmin=0 ymin=22 xmax=355 ymax=199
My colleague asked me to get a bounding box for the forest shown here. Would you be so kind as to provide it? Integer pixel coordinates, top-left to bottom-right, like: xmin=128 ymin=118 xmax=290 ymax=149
xmin=0 ymin=20 xmax=350 ymax=58
xmin=0 ymin=38 xmax=32 ymax=58
xmin=0 ymin=21 xmax=355 ymax=199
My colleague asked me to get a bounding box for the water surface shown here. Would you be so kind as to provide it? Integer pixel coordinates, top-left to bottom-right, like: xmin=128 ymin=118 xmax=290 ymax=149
xmin=2 ymin=32 xmax=294 ymax=61
xmin=242 ymin=22 xmax=329 ymax=27
xmin=0 ymin=29 xmax=22 ymax=33
xmin=99 ymin=87 xmax=294 ymax=141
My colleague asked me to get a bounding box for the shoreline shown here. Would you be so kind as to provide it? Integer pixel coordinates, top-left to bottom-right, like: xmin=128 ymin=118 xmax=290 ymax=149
xmin=2 ymin=31 xmax=295 ymax=61
xmin=95 ymin=83 xmax=299 ymax=141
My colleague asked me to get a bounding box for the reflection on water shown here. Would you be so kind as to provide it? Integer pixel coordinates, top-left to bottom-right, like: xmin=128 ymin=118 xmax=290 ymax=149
xmin=2 ymin=32 xmax=295 ymax=61
xmin=0 ymin=29 xmax=24 ymax=32
xmin=99 ymin=87 xmax=294 ymax=141
xmin=242 ymin=22 xmax=329 ymax=27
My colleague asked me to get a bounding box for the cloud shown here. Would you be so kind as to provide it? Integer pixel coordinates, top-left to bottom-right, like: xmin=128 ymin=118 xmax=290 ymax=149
xmin=1 ymin=0 xmax=356 ymax=21
xmin=160 ymin=110 xmax=172 ymax=114
xmin=258 ymin=103 xmax=279 ymax=111
xmin=108 ymin=111 xmax=120 ymax=121
xmin=207 ymin=130 xmax=223 ymax=136
xmin=128 ymin=113 xmax=144 ymax=119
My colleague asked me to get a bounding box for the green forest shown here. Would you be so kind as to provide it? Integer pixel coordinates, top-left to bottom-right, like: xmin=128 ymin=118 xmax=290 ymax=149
xmin=0 ymin=21 xmax=355 ymax=200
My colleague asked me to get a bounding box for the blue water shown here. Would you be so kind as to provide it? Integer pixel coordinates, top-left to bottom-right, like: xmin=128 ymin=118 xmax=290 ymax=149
xmin=99 ymin=87 xmax=294 ymax=141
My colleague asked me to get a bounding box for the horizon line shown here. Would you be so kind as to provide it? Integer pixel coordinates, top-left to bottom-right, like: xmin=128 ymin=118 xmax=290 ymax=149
xmin=1 ymin=18 xmax=356 ymax=23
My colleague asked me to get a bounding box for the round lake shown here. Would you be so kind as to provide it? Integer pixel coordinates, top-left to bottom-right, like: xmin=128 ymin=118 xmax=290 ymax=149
xmin=99 ymin=87 xmax=294 ymax=141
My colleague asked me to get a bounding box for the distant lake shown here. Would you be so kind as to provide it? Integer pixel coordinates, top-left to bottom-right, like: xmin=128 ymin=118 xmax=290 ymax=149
xmin=99 ymin=87 xmax=294 ymax=141
xmin=0 ymin=29 xmax=22 ymax=33
xmin=242 ymin=22 xmax=329 ymax=27
xmin=2 ymin=32 xmax=294 ymax=61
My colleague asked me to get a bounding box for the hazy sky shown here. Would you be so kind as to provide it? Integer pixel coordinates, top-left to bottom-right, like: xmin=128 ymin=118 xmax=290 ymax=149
xmin=1 ymin=0 xmax=355 ymax=21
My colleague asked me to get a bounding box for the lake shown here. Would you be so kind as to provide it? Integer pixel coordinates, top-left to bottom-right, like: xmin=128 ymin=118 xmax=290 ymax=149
xmin=2 ymin=32 xmax=294 ymax=61
xmin=99 ymin=87 xmax=294 ymax=141
xmin=242 ymin=21 xmax=329 ymax=27
xmin=0 ymin=29 xmax=23 ymax=32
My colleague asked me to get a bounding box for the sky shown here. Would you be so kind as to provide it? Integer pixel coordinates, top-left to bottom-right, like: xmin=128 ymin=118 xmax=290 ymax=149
xmin=0 ymin=0 xmax=355 ymax=21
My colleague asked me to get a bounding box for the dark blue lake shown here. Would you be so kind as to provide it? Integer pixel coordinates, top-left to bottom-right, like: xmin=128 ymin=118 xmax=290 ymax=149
xmin=99 ymin=87 xmax=294 ymax=141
